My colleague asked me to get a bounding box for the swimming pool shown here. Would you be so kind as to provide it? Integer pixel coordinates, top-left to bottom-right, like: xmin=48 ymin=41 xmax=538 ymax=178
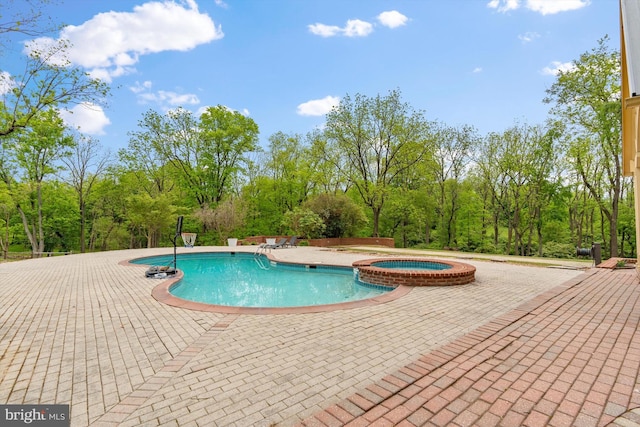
xmin=131 ymin=252 xmax=392 ymax=308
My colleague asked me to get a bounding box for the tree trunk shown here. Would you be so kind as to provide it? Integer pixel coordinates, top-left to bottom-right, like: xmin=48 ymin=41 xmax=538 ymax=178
xmin=37 ymin=183 xmax=44 ymax=254
xmin=372 ymin=206 xmax=381 ymax=237
xmin=425 ymin=220 xmax=430 ymax=245
xmin=16 ymin=204 xmax=38 ymax=256
xmin=79 ymin=197 xmax=86 ymax=253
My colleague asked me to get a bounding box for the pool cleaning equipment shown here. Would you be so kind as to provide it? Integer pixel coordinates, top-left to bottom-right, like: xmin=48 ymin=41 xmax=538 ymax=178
xmin=144 ymin=216 xmax=182 ymax=278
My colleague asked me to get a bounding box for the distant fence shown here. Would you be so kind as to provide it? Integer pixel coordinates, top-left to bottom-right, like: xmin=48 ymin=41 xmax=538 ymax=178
xmin=240 ymin=236 xmax=395 ymax=248
xmin=3 ymin=251 xmax=73 ymax=260
xmin=306 ymin=237 xmax=395 ymax=248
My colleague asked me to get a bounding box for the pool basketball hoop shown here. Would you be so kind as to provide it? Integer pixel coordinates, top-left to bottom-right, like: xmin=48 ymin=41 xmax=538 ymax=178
xmin=181 ymin=232 xmax=197 ymax=248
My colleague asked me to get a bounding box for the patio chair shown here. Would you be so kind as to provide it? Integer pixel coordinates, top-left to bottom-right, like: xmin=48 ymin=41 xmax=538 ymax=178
xmin=285 ymin=236 xmax=297 ymax=248
xmin=266 ymin=237 xmax=288 ymax=249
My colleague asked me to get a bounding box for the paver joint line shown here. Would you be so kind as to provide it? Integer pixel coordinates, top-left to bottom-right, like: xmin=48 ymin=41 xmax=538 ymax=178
xmin=89 ymin=313 xmax=238 ymax=426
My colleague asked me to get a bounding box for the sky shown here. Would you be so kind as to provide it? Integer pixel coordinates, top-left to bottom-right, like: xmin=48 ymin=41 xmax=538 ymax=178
xmin=1 ymin=0 xmax=622 ymax=150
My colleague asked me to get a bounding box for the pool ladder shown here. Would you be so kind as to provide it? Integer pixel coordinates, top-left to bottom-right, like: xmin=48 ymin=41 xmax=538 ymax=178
xmin=253 ymin=255 xmax=270 ymax=270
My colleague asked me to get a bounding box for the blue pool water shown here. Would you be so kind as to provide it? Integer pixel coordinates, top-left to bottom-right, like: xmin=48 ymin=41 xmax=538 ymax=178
xmin=371 ymin=260 xmax=451 ymax=271
xmin=131 ymin=252 xmax=391 ymax=308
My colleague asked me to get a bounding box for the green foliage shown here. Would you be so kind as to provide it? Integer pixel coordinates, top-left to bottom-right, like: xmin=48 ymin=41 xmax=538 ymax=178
xmin=194 ymin=197 xmax=246 ymax=244
xmin=282 ymin=207 xmax=325 ymax=239
xmin=541 ymin=242 xmax=577 ymax=259
xmin=123 ymin=106 xmax=258 ymax=208
xmin=544 ymin=36 xmax=623 ymax=257
xmin=42 ymin=182 xmax=78 ymax=252
xmin=381 ymin=190 xmax=423 ymax=247
xmin=125 ymin=193 xmax=177 ymax=248
xmin=302 ymin=193 xmax=367 ymax=238
xmin=0 ymin=32 xmax=633 ymax=259
xmin=323 ymin=89 xmax=434 ymax=236
xmin=0 ymin=37 xmax=109 ymax=138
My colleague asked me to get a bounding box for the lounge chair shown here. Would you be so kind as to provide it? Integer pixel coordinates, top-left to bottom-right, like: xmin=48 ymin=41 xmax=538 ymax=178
xmin=285 ymin=236 xmax=297 ymax=248
xmin=266 ymin=237 xmax=287 ymax=249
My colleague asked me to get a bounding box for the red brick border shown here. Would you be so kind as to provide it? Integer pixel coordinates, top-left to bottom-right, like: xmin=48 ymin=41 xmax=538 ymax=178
xmin=596 ymin=257 xmax=637 ymax=269
xmin=353 ymin=258 xmax=476 ymax=287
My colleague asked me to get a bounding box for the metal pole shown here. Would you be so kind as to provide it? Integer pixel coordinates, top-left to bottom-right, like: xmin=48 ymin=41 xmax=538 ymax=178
xmin=592 ymin=242 xmax=602 ymax=266
xmin=173 ymin=216 xmax=183 ymax=270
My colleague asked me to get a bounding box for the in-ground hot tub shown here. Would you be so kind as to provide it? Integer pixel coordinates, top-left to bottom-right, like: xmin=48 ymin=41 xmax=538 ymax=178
xmin=353 ymin=258 xmax=476 ymax=287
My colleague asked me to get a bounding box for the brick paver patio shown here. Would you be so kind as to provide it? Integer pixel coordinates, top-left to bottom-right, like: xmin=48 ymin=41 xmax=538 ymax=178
xmin=300 ymin=267 xmax=640 ymax=427
xmin=0 ymin=246 xmax=638 ymax=426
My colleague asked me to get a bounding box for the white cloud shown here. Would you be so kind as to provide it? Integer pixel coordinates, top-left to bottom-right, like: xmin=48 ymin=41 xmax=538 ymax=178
xmin=487 ymin=0 xmax=520 ymax=13
xmin=309 ymin=19 xmax=373 ymax=38
xmin=129 ymin=80 xmax=153 ymax=94
xmin=308 ymin=23 xmax=343 ymax=38
xmin=344 ymin=19 xmax=373 ymax=37
xmin=526 ymin=0 xmax=590 ymax=15
xmin=541 ymin=61 xmax=575 ymax=76
xmin=377 ymin=11 xmax=408 ymax=29
xmin=488 ymin=0 xmax=589 ymax=15
xmin=195 ymin=105 xmax=210 ymax=117
xmin=472 ymin=67 xmax=483 ymax=73
xmin=138 ymin=90 xmax=200 ymax=106
xmin=60 ymin=102 xmax=111 ymax=135
xmin=0 ymin=71 xmax=16 ymax=96
xmin=130 ymin=80 xmax=199 ymax=108
xmin=297 ymin=96 xmax=340 ymax=116
xmin=196 ymin=105 xmax=250 ymax=117
xmin=24 ymin=0 xmax=223 ymax=82
xmin=309 ymin=10 xmax=408 ymax=38
xmin=518 ymin=31 xmax=540 ymax=43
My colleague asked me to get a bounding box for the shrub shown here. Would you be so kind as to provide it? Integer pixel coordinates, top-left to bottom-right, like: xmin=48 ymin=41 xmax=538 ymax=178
xmin=541 ymin=242 xmax=576 ymax=259
xmin=303 ymin=193 xmax=367 ymax=238
xmin=282 ymin=208 xmax=326 ymax=239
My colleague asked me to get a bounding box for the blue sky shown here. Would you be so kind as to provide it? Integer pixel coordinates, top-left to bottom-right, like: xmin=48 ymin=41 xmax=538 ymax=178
xmin=2 ymin=0 xmax=621 ymax=150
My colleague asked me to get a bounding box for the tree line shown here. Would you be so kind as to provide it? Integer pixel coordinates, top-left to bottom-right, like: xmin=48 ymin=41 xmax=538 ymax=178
xmin=0 ymin=31 xmax=630 ymax=259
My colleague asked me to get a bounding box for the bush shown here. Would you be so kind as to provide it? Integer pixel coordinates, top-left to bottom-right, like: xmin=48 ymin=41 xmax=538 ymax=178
xmin=541 ymin=242 xmax=576 ymax=259
xmin=282 ymin=208 xmax=326 ymax=239
xmin=303 ymin=193 xmax=367 ymax=238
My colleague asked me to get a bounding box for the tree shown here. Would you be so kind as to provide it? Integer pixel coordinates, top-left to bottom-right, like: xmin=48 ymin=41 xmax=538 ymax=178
xmin=282 ymin=208 xmax=325 ymax=239
xmin=61 ymin=135 xmax=110 ymax=252
xmin=383 ymin=189 xmax=422 ymax=248
xmin=126 ymin=106 xmax=259 ymax=209
xmin=125 ymin=192 xmax=176 ymax=248
xmin=474 ymin=123 xmax=559 ymax=256
xmin=195 ymin=197 xmax=246 ymax=244
xmin=323 ymin=89 xmax=433 ymax=236
xmin=544 ymin=36 xmax=623 ymax=257
xmin=303 ymin=193 xmax=367 ymax=238
xmin=307 ymin=129 xmax=350 ymax=194
xmin=86 ymin=174 xmax=130 ymax=251
xmin=0 ymin=0 xmax=59 ymax=42
xmin=0 ymin=181 xmax=15 ymax=258
xmin=198 ymin=106 xmax=259 ymax=204
xmin=431 ymin=124 xmax=478 ymax=248
xmin=1 ymin=38 xmax=109 ymax=137
xmin=264 ymin=132 xmax=315 ymax=211
xmin=3 ymin=109 xmax=73 ymax=254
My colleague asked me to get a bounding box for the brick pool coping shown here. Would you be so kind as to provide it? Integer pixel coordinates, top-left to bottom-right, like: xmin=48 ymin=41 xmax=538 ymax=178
xmin=353 ymin=257 xmax=476 ymax=287
xmin=123 ymin=252 xmax=413 ymax=314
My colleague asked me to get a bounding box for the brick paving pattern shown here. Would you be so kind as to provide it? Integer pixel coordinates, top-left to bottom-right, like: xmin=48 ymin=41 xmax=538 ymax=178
xmin=300 ymin=268 xmax=640 ymax=427
xmin=0 ymin=246 xmax=638 ymax=426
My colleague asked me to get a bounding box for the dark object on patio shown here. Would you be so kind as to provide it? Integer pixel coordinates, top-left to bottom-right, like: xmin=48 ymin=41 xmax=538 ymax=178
xmin=145 ymin=265 xmax=177 ymax=278
xmin=285 ymin=236 xmax=297 ymax=247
